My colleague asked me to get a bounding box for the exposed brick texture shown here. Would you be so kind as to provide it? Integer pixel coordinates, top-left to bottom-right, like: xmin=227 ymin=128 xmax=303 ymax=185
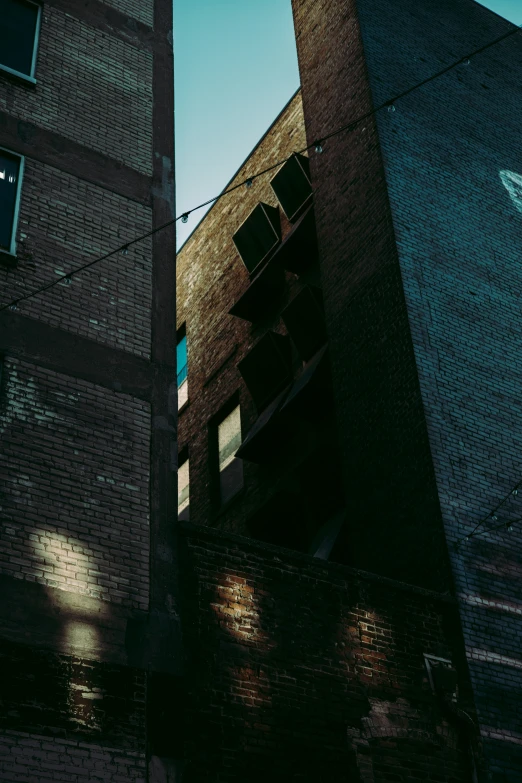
xmin=0 ymin=639 xmax=146 ymax=750
xmin=0 ymin=731 xmax=146 ymax=783
xmin=0 ymin=0 xmax=175 ymax=779
xmin=101 ymin=0 xmax=154 ymax=29
xmin=0 ymin=6 xmax=153 ymax=175
xmin=0 ymin=358 xmax=150 ymax=610
xmin=181 ymin=525 xmax=475 ymax=782
xmin=0 ymin=161 xmax=152 ymax=357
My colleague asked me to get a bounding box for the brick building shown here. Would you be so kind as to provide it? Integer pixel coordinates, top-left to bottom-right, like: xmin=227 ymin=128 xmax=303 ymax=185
xmin=177 ymin=0 xmax=522 ymax=780
xmin=0 ymin=1 xmax=180 ymax=781
xmin=1 ymin=0 xmax=521 ymax=781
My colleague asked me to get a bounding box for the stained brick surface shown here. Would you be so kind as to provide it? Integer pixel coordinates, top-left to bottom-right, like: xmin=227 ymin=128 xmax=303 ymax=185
xmin=0 ymin=161 xmax=152 ymax=357
xmin=0 ymin=6 xmax=153 ymax=175
xmin=0 ymin=358 xmax=150 ymax=610
xmin=181 ymin=526 xmax=473 ymax=782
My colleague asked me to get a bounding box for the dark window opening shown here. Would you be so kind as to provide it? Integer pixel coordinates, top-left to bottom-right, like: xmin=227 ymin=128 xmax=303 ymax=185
xmin=282 ymin=286 xmax=327 ymax=362
xmin=232 ymin=203 xmax=281 ymax=275
xmin=0 ymin=149 xmax=23 ymax=255
xmin=237 ymin=331 xmax=292 ymax=411
xmin=270 ymin=153 xmax=313 ymax=222
xmin=0 ymin=0 xmax=41 ymax=80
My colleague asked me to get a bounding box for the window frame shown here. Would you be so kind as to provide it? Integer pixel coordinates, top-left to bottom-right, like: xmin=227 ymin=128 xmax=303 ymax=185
xmin=0 ymin=146 xmax=25 ymax=259
xmin=176 ymin=325 xmax=189 ymax=412
xmin=0 ymin=0 xmax=42 ymax=85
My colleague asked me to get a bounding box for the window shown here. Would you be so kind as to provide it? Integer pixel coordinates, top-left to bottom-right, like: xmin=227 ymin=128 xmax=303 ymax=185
xmin=237 ymin=331 xmax=292 ymax=411
xmin=177 ymin=329 xmax=188 ymax=410
xmin=0 ymin=148 xmax=24 ymax=257
xmin=177 ymin=454 xmax=190 ymax=521
xmin=0 ymin=0 xmax=42 ymax=83
xmin=217 ymin=404 xmax=243 ymax=505
xmin=232 ymin=203 xmax=281 ymax=274
xmin=270 ymin=153 xmax=313 ymax=222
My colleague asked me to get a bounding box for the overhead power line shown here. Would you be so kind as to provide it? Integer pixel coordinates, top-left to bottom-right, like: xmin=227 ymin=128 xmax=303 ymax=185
xmin=1 ymin=21 xmax=521 ymax=315
xmin=455 ymin=477 xmax=522 ymax=548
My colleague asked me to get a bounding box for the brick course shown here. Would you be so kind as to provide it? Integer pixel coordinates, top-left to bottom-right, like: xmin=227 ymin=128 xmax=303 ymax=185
xmin=101 ymin=0 xmax=154 ymax=29
xmin=0 ymin=731 xmax=146 ymax=783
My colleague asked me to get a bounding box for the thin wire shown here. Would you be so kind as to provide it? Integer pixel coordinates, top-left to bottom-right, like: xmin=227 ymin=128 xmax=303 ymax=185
xmin=455 ymin=478 xmax=522 ymax=547
xmin=0 ymin=216 xmax=177 ymax=313
xmin=1 ymin=22 xmax=521 ymax=315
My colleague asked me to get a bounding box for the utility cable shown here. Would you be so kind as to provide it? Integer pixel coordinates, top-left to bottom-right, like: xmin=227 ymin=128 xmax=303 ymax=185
xmin=1 ymin=21 xmax=521 ymax=316
xmin=455 ymin=477 xmax=522 ymax=548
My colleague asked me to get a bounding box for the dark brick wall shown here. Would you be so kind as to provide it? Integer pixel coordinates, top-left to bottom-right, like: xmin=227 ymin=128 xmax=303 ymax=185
xmin=0 ymin=357 xmax=150 ymax=610
xmin=292 ymin=0 xmax=522 ymax=777
xmin=352 ymin=0 xmax=522 ymax=778
xmin=180 ymin=525 xmax=475 ymax=782
xmin=0 ymin=0 xmax=176 ymax=779
xmin=291 ymin=0 xmax=451 ymax=591
xmin=0 ymin=639 xmax=145 ymax=748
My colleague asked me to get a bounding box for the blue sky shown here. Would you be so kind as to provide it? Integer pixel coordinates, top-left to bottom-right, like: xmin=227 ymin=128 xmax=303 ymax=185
xmin=174 ymin=0 xmax=522 ymax=248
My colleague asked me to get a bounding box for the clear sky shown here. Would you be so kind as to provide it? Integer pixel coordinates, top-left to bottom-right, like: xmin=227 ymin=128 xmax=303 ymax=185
xmin=174 ymin=0 xmax=522 ymax=249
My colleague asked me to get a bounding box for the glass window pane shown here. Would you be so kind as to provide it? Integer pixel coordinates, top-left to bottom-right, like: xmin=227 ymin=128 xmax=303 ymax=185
xmin=0 ymin=151 xmax=21 ymax=252
xmin=177 ymin=335 xmax=187 ymax=387
xmin=0 ymin=0 xmax=39 ymax=77
xmin=178 ymin=377 xmax=188 ymax=411
xmin=218 ymin=406 xmax=242 ymax=472
xmin=178 ymin=459 xmax=190 ymax=520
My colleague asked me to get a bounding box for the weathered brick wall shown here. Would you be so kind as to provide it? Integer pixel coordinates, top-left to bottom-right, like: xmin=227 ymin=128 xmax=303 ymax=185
xmin=0 ymin=6 xmax=153 ymax=175
xmin=0 ymin=161 xmax=152 ymax=357
xmin=0 ymin=358 xmax=150 ymax=610
xmin=0 ymin=734 xmax=146 ymax=783
xmin=0 ymin=0 xmax=175 ymax=780
xmin=291 ymin=0 xmax=451 ymax=590
xmin=351 ymin=0 xmax=522 ymax=778
xmin=177 ymin=92 xmax=310 ymax=534
xmin=0 ymin=637 xmax=146 ymax=782
xmin=181 ymin=525 xmax=474 ymax=782
xmin=0 ymin=639 xmax=146 ymax=749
